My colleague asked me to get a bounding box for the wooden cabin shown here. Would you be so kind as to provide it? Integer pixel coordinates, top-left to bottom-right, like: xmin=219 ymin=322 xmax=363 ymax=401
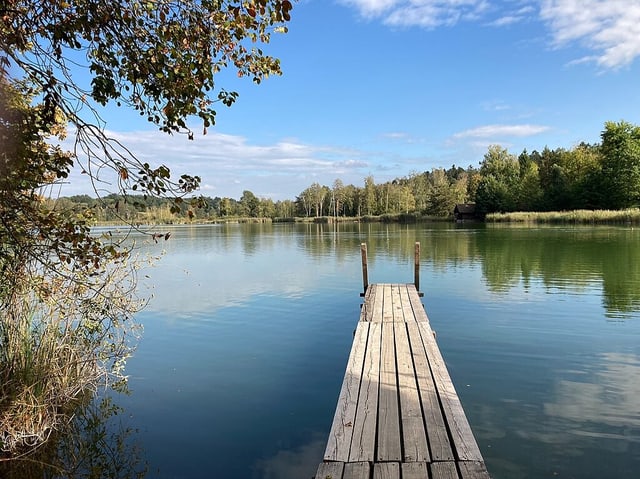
xmin=454 ymin=203 xmax=477 ymax=221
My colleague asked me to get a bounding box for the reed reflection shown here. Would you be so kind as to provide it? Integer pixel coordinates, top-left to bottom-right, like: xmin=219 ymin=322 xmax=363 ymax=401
xmin=0 ymin=394 xmax=147 ymax=479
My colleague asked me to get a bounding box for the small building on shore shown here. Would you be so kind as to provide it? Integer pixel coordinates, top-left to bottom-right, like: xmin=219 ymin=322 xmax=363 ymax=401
xmin=454 ymin=203 xmax=477 ymax=221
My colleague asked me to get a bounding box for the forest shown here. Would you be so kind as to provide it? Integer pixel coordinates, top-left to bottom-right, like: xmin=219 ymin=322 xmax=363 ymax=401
xmin=59 ymin=120 xmax=640 ymax=223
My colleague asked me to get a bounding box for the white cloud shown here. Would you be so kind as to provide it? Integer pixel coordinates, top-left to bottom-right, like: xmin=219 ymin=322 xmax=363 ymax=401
xmin=453 ymin=123 xmax=550 ymax=138
xmin=340 ymin=0 xmax=490 ymax=28
xmin=540 ymin=0 xmax=640 ymax=68
xmin=341 ymin=1 xmax=640 ymax=69
xmin=58 ymin=128 xmax=373 ymax=200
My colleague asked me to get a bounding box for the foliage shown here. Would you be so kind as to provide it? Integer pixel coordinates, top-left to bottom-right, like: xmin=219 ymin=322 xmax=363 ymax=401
xmin=600 ymin=121 xmax=640 ymax=209
xmin=57 ymin=119 xmax=640 ymax=223
xmin=0 ymin=249 xmax=144 ymax=455
xmin=475 ymin=145 xmax=519 ymax=214
xmin=2 ymin=0 xmax=292 ymax=200
xmin=1 ymin=0 xmax=293 ymax=459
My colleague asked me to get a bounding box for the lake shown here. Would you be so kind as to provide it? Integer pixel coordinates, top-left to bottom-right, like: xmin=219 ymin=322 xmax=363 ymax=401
xmin=109 ymin=222 xmax=640 ymax=478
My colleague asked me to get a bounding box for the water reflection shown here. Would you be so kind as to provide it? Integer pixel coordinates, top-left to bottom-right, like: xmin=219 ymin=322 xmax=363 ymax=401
xmin=546 ymin=353 xmax=640 ymax=431
xmin=0 ymin=395 xmax=147 ymax=479
xmin=252 ymin=436 xmax=325 ymax=479
xmin=111 ymin=222 xmax=640 ymax=478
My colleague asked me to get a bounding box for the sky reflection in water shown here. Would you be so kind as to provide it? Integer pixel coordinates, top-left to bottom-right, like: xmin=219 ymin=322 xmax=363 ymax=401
xmin=113 ymin=223 xmax=640 ymax=478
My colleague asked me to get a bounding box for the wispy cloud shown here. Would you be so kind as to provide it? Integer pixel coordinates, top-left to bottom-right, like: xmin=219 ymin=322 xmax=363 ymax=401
xmin=453 ymin=123 xmax=550 ymax=138
xmin=487 ymin=4 xmax=536 ymax=27
xmin=340 ymin=1 xmax=640 ymax=69
xmin=540 ymin=0 xmax=640 ymax=69
xmin=60 ymin=129 xmax=372 ymax=200
xmin=340 ymin=0 xmax=490 ymax=28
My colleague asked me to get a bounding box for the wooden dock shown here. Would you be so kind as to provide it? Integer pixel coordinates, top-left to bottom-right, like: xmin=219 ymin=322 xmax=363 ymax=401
xmin=315 ymin=281 xmax=491 ymax=479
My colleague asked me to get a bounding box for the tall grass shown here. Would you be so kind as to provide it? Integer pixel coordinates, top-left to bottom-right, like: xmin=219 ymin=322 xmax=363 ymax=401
xmin=486 ymin=208 xmax=640 ymax=224
xmin=0 ymin=257 xmax=143 ymax=456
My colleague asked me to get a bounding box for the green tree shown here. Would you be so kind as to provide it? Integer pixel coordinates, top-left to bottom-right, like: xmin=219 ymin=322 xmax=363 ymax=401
xmin=363 ymin=175 xmax=377 ymax=216
xmin=427 ymin=169 xmax=455 ymax=216
xmin=407 ymin=172 xmax=430 ymax=213
xmin=475 ymin=145 xmax=520 ymax=214
xmin=599 ymin=120 xmax=640 ymax=209
xmin=332 ymin=179 xmax=345 ymax=217
xmin=239 ymin=190 xmax=260 ymax=217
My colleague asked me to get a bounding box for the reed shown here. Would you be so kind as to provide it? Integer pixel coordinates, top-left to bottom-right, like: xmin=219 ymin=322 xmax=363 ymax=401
xmin=0 ymin=257 xmax=143 ymax=456
xmin=486 ymin=208 xmax=640 ymax=224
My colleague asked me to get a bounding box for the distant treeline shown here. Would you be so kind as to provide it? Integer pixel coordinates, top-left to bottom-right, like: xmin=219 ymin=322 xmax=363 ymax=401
xmin=57 ymin=120 xmax=640 ymax=223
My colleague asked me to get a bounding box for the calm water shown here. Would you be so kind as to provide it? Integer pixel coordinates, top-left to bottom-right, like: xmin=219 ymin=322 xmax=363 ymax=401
xmin=112 ymin=223 xmax=640 ymax=478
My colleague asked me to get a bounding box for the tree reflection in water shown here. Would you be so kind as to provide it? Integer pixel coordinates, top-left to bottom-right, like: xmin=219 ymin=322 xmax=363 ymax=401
xmin=0 ymin=394 xmax=147 ymax=479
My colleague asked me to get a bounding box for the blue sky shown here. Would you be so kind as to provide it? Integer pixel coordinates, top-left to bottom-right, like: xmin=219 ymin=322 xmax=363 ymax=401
xmin=63 ymin=0 xmax=640 ymax=201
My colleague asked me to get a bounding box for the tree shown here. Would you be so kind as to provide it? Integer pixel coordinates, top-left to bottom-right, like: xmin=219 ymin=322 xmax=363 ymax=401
xmin=599 ymin=121 xmax=640 ymax=209
xmin=332 ymin=179 xmax=345 ymax=217
xmin=2 ymin=0 xmax=292 ymax=199
xmin=239 ymin=190 xmax=260 ymax=217
xmin=1 ymin=0 xmax=293 ymax=456
xmin=363 ymin=175 xmax=377 ymax=216
xmin=307 ymin=182 xmax=328 ymax=217
xmin=475 ymin=145 xmax=520 ymax=214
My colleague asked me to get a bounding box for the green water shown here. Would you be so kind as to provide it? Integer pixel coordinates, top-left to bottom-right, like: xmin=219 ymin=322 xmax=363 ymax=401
xmin=112 ymin=222 xmax=640 ymax=478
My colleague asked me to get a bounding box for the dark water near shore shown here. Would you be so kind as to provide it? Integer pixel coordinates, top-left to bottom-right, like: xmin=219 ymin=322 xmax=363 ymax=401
xmin=113 ymin=222 xmax=640 ymax=478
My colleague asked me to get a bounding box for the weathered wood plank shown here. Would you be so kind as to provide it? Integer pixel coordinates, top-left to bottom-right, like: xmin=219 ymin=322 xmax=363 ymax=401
xmin=406 ymin=285 xmax=431 ymax=323
xmin=458 ymin=461 xmax=491 ymax=479
xmin=349 ymin=322 xmax=381 ymax=462
xmin=394 ymin=318 xmax=430 ymax=462
xmin=382 ymin=283 xmax=394 ymax=322
xmin=417 ymin=321 xmax=483 ymax=462
xmin=401 ymin=462 xmax=429 ymax=479
xmin=343 ymin=462 xmax=371 ymax=479
xmin=430 ymin=461 xmax=460 ymax=479
xmin=391 ymin=284 xmax=406 ymax=322
xmin=316 ymin=461 xmax=344 ymax=479
xmin=373 ymin=462 xmax=400 ymax=479
xmin=397 ymin=284 xmax=416 ymax=322
xmin=361 ymin=284 xmax=377 ymax=322
xmin=370 ymin=284 xmax=384 ymax=323
xmin=324 ymin=322 xmax=370 ymax=461
xmin=376 ymin=320 xmax=401 ymax=461
xmin=406 ymin=321 xmax=453 ymax=461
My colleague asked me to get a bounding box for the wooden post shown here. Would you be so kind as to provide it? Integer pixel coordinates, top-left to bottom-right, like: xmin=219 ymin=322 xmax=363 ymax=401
xmin=414 ymin=242 xmax=420 ymax=292
xmin=361 ymin=243 xmax=369 ymax=295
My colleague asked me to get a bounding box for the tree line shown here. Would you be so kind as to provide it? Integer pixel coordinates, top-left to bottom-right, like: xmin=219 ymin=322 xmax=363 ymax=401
xmin=61 ymin=120 xmax=640 ymax=222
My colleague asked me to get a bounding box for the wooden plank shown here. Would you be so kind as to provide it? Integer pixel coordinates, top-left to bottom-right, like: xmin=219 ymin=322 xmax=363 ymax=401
xmin=458 ymin=461 xmax=491 ymax=479
xmin=316 ymin=461 xmax=344 ymax=479
xmin=406 ymin=322 xmax=453 ymax=461
xmin=373 ymin=462 xmax=400 ymax=479
xmin=376 ymin=320 xmax=401 ymax=461
xmin=343 ymin=462 xmax=371 ymax=479
xmin=382 ymin=283 xmax=394 ymax=322
xmin=401 ymin=462 xmax=428 ymax=479
xmin=362 ymin=284 xmax=377 ymax=322
xmin=393 ymin=294 xmax=430 ymax=462
xmin=397 ymin=284 xmax=416 ymax=322
xmin=349 ymin=322 xmax=381 ymax=462
xmin=391 ymin=284 xmax=406 ymax=323
xmin=406 ymin=285 xmax=431 ymax=323
xmin=430 ymin=462 xmax=460 ymax=479
xmin=324 ymin=322 xmax=370 ymax=461
xmin=369 ymin=284 xmax=384 ymax=323
xmin=417 ymin=321 xmax=483 ymax=462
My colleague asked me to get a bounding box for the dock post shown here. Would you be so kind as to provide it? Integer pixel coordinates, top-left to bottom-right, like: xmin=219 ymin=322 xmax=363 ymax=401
xmin=361 ymin=243 xmax=369 ymax=295
xmin=414 ymin=242 xmax=420 ymax=292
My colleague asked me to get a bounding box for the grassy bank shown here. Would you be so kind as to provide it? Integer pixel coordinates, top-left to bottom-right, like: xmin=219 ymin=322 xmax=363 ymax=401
xmin=486 ymin=208 xmax=640 ymax=224
xmin=95 ymin=214 xmax=455 ymax=227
